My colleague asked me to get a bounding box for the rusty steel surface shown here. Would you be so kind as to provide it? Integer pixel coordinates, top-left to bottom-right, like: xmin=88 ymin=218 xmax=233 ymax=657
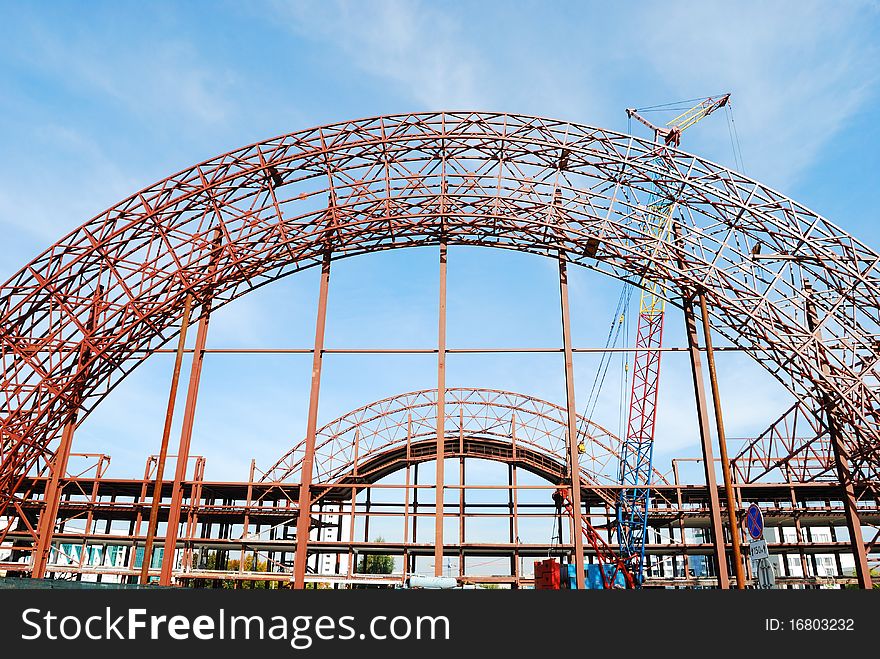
xmin=699 ymin=292 xmax=746 ymax=589
xmin=1 ymin=111 xmax=879 ymax=519
xmin=1 ymin=110 xmax=880 ymax=587
xmin=730 ymin=402 xmax=835 ymax=483
xmin=683 ymin=293 xmax=730 ymax=588
xmin=292 ymin=250 xmax=332 ymax=589
xmin=558 ymin=257 xmax=586 ymax=587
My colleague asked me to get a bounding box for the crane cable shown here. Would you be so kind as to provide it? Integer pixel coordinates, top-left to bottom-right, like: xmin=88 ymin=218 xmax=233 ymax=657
xmin=579 ymin=279 xmax=634 ymax=440
xmin=725 ymin=101 xmax=746 ymax=173
xmin=634 ymin=93 xmax=729 ymax=113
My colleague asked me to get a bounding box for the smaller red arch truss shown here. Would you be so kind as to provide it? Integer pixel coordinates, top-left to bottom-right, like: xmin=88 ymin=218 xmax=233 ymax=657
xmin=258 ymin=388 xmax=670 ymax=496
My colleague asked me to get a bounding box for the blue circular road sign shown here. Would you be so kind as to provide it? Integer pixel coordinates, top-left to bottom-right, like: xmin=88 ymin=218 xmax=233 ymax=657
xmin=746 ymin=503 xmax=764 ymax=540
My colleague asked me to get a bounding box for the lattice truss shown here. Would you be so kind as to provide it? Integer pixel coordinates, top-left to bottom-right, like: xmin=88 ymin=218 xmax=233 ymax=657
xmin=257 ymin=388 xmax=667 ymax=500
xmin=2 ymin=111 xmax=880 ymax=516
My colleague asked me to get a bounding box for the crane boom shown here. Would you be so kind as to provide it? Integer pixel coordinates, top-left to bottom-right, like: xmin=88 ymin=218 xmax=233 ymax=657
xmin=616 ymin=94 xmax=730 ymax=587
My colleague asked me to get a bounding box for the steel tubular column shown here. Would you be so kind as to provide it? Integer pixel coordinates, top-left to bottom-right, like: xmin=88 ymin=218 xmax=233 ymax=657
xmin=159 ymin=294 xmax=214 ymax=585
xmin=31 ymin=286 xmax=103 ymax=579
xmin=683 ymin=294 xmax=730 ymax=588
xmin=435 ymin=236 xmax=447 ymax=577
xmin=804 ymin=282 xmax=872 ymax=588
xmin=698 ymin=292 xmax=745 ymax=589
xmin=140 ymin=294 xmax=193 ymax=584
xmin=31 ymin=421 xmax=76 ymax=578
xmin=558 ymin=256 xmax=586 ymax=589
xmin=293 ymin=249 xmax=333 ymax=589
xmin=403 ymin=415 xmax=412 ymax=580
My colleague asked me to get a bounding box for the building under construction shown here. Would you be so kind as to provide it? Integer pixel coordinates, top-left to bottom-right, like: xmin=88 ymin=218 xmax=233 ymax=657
xmin=1 ymin=107 xmax=878 ymax=589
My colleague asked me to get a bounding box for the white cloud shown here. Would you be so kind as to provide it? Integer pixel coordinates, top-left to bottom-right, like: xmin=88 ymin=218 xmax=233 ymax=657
xmin=278 ymin=0 xmax=878 ymax=190
xmin=5 ymin=0 xmax=876 ymax=487
xmin=278 ymin=0 xmax=487 ymax=108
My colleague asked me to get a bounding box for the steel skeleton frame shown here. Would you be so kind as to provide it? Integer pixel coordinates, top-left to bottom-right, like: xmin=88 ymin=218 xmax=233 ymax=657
xmin=1 ymin=111 xmax=879 ymax=586
xmin=2 ymin=425 xmax=876 ymax=587
xmin=3 ymin=388 xmax=876 ymax=587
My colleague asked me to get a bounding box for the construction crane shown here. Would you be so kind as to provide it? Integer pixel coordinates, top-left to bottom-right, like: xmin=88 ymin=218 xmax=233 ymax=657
xmin=615 ymin=94 xmax=730 ymax=587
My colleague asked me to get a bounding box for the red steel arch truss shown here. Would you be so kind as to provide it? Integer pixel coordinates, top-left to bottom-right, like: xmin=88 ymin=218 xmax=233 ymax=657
xmin=1 ymin=111 xmax=880 ymax=587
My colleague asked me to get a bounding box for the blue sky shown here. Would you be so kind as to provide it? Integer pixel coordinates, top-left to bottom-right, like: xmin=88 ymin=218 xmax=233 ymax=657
xmin=1 ymin=0 xmax=879 ymax=485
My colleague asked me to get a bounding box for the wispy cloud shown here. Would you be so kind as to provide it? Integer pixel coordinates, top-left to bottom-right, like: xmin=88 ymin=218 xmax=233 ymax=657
xmin=277 ymin=0 xmax=487 ymax=108
xmin=3 ymin=0 xmax=877 ymax=483
xmin=277 ymin=0 xmax=878 ymax=190
xmin=0 ymin=124 xmax=136 ymax=241
xmin=627 ymin=0 xmax=878 ymax=188
xmin=17 ymin=22 xmax=237 ymax=125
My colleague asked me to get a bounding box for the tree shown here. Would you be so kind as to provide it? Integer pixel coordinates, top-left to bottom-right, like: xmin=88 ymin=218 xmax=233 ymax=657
xmin=844 ymin=568 xmax=880 ymax=589
xmin=356 ymin=537 xmax=395 ymax=575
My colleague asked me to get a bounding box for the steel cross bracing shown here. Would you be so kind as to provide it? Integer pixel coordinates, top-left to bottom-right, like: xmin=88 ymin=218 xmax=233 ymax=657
xmin=730 ymin=402 xmax=835 ymax=483
xmin=2 ymin=111 xmax=880 ymax=525
xmin=616 ymin=307 xmax=664 ymax=583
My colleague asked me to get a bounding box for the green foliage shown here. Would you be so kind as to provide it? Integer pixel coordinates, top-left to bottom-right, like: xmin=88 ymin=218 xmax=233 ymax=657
xmin=844 ymin=568 xmax=880 ymax=589
xmin=356 ymin=537 xmax=395 ymax=575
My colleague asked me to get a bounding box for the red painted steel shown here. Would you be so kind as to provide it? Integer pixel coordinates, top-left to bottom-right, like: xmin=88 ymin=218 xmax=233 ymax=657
xmin=140 ymin=293 xmax=192 ymax=584
xmin=31 ymin=286 xmax=103 ymax=578
xmin=683 ymin=295 xmax=730 ymax=588
xmin=559 ymin=257 xmax=586 ymax=589
xmin=436 ymin=237 xmax=447 ymax=577
xmin=293 ymin=250 xmax=332 ymax=589
xmin=554 ymin=488 xmax=634 ymax=589
xmin=699 ymin=292 xmax=746 ymax=589
xmin=0 ymin=111 xmax=878 ymax=588
xmin=624 ymin=314 xmax=664 ymax=461
xmin=1 ymin=112 xmax=879 ymax=516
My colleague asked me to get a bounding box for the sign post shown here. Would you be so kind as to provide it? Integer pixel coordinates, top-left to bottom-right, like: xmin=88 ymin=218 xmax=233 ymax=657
xmin=746 ymin=503 xmax=775 ymax=589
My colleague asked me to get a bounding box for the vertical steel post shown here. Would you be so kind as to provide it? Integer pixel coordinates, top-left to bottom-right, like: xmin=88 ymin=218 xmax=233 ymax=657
xmin=683 ymin=294 xmax=730 ymax=588
xmin=558 ymin=255 xmax=586 ymax=589
xmin=672 ymin=461 xmax=691 ymax=583
xmin=507 ymin=463 xmax=516 ymax=578
xmin=790 ymin=485 xmax=810 ymax=579
xmin=435 ymin=236 xmax=447 ymax=576
xmin=128 ymin=461 xmax=151 ymax=578
xmin=412 ymin=463 xmax=419 ymax=547
xmin=346 ymin=486 xmax=356 ymax=579
xmin=698 ymin=292 xmax=745 ymax=589
xmin=32 ymin=286 xmax=103 ymax=579
xmin=459 ymin=457 xmax=465 ymax=577
xmin=240 ymin=460 xmax=255 ymax=576
xmin=510 ymin=413 xmax=519 ymax=583
xmin=293 ymin=249 xmax=332 ymax=589
xmin=159 ymin=230 xmax=222 ymax=586
xmin=159 ymin=295 xmax=213 ymax=585
xmin=403 ymin=414 xmax=412 ymax=581
xmin=803 ymin=282 xmax=872 ymax=588
xmin=31 ymin=420 xmax=76 ymax=578
xmin=140 ymin=294 xmax=193 ymax=584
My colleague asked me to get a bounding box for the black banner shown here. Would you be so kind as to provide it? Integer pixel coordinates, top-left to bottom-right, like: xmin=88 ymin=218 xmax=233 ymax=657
xmin=0 ymin=588 xmax=874 ymax=654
